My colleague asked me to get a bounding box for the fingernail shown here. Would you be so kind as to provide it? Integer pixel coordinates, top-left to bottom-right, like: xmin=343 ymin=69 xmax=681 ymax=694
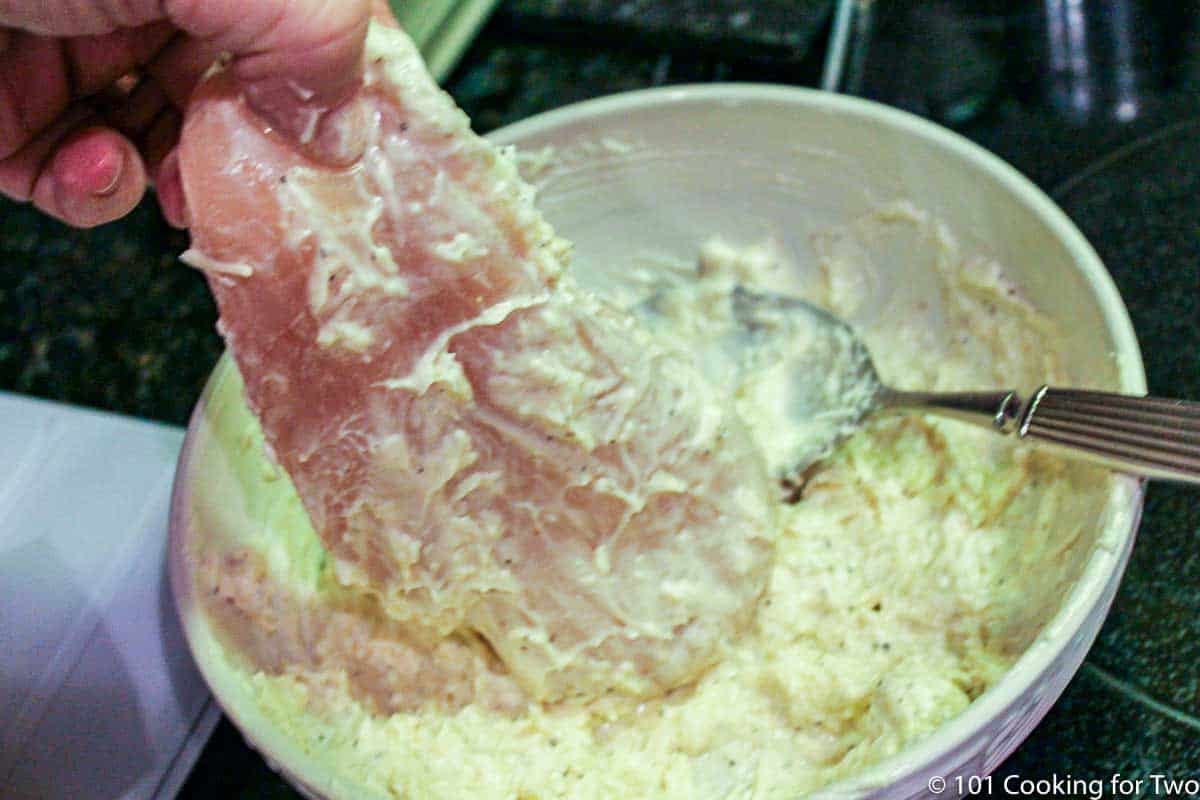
xmin=91 ymin=148 xmax=124 ymax=197
xmin=156 ymin=151 xmax=188 ymax=229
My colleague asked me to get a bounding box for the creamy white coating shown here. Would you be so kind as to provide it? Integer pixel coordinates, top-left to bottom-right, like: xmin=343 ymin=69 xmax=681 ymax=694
xmin=180 ymin=248 xmax=255 ymax=278
xmin=633 ymin=237 xmax=880 ymax=476
xmin=370 ymin=294 xmax=549 ymax=400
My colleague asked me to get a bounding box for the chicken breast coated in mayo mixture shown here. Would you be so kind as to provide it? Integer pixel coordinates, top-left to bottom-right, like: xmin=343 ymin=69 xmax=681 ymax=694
xmin=181 ymin=21 xmax=777 ymax=706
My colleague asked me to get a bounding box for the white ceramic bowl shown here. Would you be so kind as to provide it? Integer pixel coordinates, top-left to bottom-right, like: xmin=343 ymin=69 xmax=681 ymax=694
xmin=170 ymin=85 xmax=1146 ymax=799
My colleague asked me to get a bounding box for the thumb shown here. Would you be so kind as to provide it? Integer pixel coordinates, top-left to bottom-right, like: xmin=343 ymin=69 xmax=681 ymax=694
xmin=166 ymin=0 xmax=371 ymax=159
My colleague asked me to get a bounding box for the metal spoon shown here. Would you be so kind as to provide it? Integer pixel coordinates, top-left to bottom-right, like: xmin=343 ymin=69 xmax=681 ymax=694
xmin=657 ymin=286 xmax=1200 ymax=485
xmin=732 ymin=287 xmax=1200 ymax=485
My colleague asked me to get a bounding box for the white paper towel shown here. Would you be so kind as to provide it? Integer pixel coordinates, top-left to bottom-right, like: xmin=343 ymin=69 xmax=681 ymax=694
xmin=0 ymin=393 xmax=218 ymax=800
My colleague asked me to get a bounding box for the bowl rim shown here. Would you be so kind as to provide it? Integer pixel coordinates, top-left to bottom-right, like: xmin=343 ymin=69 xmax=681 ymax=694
xmin=171 ymin=82 xmax=1148 ymax=798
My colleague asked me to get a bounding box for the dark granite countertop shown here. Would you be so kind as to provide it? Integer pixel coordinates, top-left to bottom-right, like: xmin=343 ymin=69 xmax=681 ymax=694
xmin=3 ymin=1 xmax=1197 ymax=797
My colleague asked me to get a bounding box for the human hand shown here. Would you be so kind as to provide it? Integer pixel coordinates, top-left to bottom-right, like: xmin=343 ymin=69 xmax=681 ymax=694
xmin=0 ymin=0 xmax=371 ymax=228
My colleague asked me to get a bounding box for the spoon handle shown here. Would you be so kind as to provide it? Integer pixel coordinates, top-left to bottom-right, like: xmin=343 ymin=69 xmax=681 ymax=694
xmin=883 ymin=386 xmax=1200 ymax=485
xmin=1019 ymin=387 xmax=1200 ymax=484
xmin=880 ymin=388 xmax=1023 ymax=431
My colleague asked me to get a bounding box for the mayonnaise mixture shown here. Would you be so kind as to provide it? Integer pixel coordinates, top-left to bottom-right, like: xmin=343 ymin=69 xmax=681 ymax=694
xmin=184 ymin=202 xmax=1109 ymax=799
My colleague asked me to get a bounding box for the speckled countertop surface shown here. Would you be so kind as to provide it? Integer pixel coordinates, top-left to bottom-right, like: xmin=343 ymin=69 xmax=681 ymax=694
xmin=3 ymin=1 xmax=1197 ymax=797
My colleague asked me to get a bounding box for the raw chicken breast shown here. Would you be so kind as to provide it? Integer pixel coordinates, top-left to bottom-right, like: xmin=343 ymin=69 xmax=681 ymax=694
xmin=179 ymin=22 xmax=776 ymax=702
